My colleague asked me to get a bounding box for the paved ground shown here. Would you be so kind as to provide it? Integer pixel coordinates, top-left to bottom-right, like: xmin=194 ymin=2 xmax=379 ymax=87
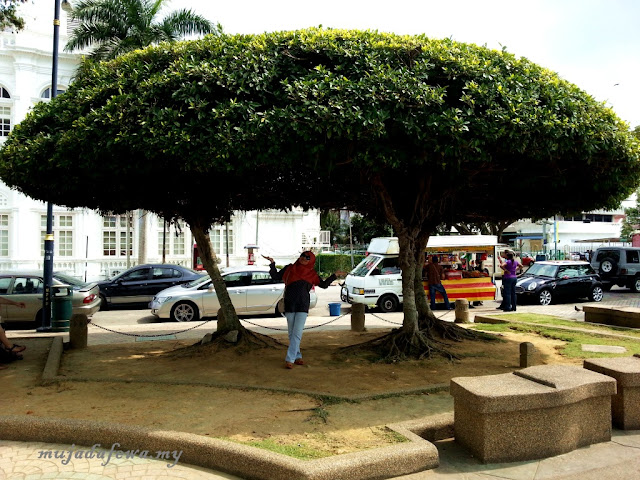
xmin=2 ymin=286 xmax=640 ymax=480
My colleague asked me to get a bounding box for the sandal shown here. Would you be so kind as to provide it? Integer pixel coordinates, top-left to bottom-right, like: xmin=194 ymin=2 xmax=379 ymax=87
xmin=294 ymin=359 xmax=305 ymax=365
xmin=10 ymin=344 xmax=26 ymax=354
xmin=285 ymin=362 xmax=294 ymax=369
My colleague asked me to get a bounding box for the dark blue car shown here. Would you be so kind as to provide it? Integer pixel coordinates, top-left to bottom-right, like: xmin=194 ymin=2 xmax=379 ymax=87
xmin=97 ymin=264 xmax=204 ymax=309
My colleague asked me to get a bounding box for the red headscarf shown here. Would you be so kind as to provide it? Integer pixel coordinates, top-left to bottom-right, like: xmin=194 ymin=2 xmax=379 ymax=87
xmin=283 ymin=251 xmax=321 ymax=286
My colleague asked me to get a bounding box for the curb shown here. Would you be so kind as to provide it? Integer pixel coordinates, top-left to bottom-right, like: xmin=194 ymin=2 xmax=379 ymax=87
xmin=5 ymin=334 xmax=448 ymax=480
xmin=0 ymin=414 xmax=442 ymax=480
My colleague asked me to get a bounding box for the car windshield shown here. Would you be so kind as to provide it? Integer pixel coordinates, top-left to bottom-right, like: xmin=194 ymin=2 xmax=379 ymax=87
xmin=523 ymin=263 xmax=559 ymax=278
xmin=53 ymin=272 xmax=89 ymax=289
xmin=186 ymin=275 xmax=211 ymax=288
xmin=350 ymin=255 xmax=382 ymax=277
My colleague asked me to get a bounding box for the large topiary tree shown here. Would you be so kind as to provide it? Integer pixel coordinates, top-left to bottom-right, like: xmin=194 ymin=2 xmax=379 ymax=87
xmin=1 ymin=29 xmax=639 ymax=358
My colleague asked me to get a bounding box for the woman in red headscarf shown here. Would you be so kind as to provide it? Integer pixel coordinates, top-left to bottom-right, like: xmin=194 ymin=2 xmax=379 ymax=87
xmin=264 ymin=251 xmax=338 ymax=369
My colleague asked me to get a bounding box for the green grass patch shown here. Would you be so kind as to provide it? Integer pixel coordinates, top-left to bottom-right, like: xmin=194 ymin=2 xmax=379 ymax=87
xmin=471 ymin=315 xmax=640 ymax=359
xmin=377 ymin=427 xmax=410 ymax=444
xmin=238 ymin=438 xmax=330 ymax=460
xmin=491 ymin=313 xmax=640 ymax=338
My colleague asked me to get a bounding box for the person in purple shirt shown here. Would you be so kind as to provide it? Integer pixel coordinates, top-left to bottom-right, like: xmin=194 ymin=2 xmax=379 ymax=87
xmin=500 ymin=252 xmax=523 ymax=312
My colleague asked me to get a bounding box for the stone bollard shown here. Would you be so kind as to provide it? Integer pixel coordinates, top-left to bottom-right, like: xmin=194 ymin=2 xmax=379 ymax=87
xmin=217 ymin=308 xmax=226 ymax=331
xmin=351 ymin=303 xmax=366 ymax=332
xmin=520 ymin=341 xmax=535 ymax=368
xmin=69 ymin=313 xmax=89 ymax=349
xmin=454 ymin=299 xmax=470 ymax=323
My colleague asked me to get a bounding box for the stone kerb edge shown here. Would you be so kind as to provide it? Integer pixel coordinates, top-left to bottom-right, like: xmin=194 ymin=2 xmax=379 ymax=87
xmin=0 ymin=414 xmax=439 ymax=480
xmin=25 ymin=331 xmax=442 ymax=480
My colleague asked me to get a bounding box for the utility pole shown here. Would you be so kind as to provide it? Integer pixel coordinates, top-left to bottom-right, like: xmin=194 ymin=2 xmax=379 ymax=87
xmin=39 ymin=0 xmax=63 ymax=332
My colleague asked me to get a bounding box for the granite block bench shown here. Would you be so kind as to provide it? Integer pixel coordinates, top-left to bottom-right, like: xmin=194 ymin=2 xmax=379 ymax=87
xmin=583 ymin=305 xmax=640 ymax=328
xmin=584 ymin=355 xmax=640 ymax=430
xmin=450 ymin=365 xmax=616 ymax=463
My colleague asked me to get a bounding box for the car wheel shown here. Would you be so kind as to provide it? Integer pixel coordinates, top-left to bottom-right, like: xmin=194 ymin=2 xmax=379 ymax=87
xmin=99 ymin=294 xmax=109 ymax=311
xmin=599 ymin=257 xmax=618 ymax=277
xmin=171 ymin=301 xmax=199 ymax=322
xmin=340 ymin=285 xmax=348 ymax=302
xmin=632 ymin=277 xmax=640 ymax=293
xmin=34 ymin=309 xmax=44 ymax=327
xmin=378 ymin=294 xmax=399 ymax=313
xmin=538 ymin=289 xmax=552 ymax=306
xmin=589 ymin=285 xmax=604 ymax=302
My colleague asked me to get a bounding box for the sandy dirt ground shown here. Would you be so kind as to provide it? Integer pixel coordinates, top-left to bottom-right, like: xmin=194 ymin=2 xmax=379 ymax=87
xmin=2 ymin=327 xmax=579 ymax=456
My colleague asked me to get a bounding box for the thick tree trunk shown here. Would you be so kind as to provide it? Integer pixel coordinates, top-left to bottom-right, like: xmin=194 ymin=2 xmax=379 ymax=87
xmin=397 ymin=232 xmax=419 ymax=335
xmin=414 ymin=233 xmax=433 ymax=329
xmin=190 ymin=225 xmax=242 ymax=332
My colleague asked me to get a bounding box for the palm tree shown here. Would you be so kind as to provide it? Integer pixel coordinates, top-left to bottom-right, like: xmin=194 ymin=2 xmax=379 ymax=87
xmin=0 ymin=2 xmax=25 ymax=32
xmin=65 ymin=0 xmax=218 ymax=60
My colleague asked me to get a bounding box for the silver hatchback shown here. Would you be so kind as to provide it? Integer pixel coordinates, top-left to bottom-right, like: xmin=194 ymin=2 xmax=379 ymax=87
xmin=150 ymin=266 xmax=318 ymax=322
xmin=0 ymin=271 xmax=101 ymax=326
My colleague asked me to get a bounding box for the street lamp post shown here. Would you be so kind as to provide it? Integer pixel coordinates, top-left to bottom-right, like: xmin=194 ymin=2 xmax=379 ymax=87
xmin=38 ymin=0 xmax=64 ymax=332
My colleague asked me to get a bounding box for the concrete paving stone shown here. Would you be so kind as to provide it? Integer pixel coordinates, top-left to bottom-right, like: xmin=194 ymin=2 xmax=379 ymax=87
xmin=581 ymin=344 xmax=627 ymax=353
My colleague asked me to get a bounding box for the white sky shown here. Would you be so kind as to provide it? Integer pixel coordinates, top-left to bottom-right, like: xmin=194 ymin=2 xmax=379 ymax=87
xmin=171 ymin=0 xmax=640 ymax=129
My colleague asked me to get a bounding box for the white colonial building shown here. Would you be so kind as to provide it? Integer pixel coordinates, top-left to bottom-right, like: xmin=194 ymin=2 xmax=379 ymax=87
xmin=0 ymin=1 xmax=328 ymax=281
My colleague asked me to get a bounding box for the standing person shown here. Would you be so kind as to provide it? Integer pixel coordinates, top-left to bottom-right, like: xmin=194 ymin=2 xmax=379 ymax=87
xmin=0 ymin=296 xmax=27 ymax=369
xmin=263 ymin=252 xmax=338 ymax=369
xmin=500 ymin=251 xmax=523 ymax=312
xmin=425 ymin=256 xmax=453 ymax=310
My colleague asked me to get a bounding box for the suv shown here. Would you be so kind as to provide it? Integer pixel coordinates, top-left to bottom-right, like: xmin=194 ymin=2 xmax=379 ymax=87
xmin=590 ymin=247 xmax=640 ymax=292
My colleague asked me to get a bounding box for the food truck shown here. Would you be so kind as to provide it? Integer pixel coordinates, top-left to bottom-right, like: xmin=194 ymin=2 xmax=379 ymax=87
xmin=345 ymin=236 xmax=501 ymax=312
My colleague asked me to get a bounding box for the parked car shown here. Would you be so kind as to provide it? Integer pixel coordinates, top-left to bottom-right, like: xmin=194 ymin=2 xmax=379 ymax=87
xmin=590 ymin=247 xmax=640 ymax=292
xmin=0 ymin=271 xmax=101 ymax=326
xmin=511 ymin=260 xmax=603 ymax=306
xmin=150 ymin=266 xmax=318 ymax=322
xmin=98 ymin=264 xmax=204 ymax=309
xmin=521 ymin=252 xmax=535 ymax=267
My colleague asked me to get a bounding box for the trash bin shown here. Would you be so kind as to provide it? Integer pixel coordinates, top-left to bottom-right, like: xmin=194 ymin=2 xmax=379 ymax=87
xmin=328 ymin=302 xmax=342 ymax=316
xmin=51 ymin=285 xmax=72 ymax=332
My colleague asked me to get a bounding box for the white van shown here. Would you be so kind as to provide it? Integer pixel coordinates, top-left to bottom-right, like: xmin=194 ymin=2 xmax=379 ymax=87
xmin=345 ymin=237 xmax=403 ymax=312
xmin=345 ymin=236 xmax=502 ymax=312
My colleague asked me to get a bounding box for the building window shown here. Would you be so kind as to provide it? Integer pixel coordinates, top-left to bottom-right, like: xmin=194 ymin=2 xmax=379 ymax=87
xmin=102 ymin=213 xmax=133 ymax=257
xmin=103 ymin=231 xmax=116 ymax=256
xmin=1 ymin=86 xmax=12 ymax=137
xmin=0 ymin=106 xmax=11 ymax=137
xmin=58 ymin=231 xmax=73 ymax=256
xmin=0 ymin=214 xmax=8 ymax=257
xmin=158 ymin=219 xmax=187 ymax=257
xmin=210 ymin=227 xmax=234 ymax=255
xmin=41 ymin=214 xmax=73 ymax=257
xmin=41 ymin=87 xmax=66 ymax=99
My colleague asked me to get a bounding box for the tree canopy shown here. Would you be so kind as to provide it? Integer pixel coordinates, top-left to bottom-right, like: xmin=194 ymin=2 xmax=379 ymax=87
xmin=65 ymin=0 xmax=218 ymax=60
xmin=0 ymin=2 xmax=25 ymax=32
xmin=1 ymin=28 xmax=639 ymax=356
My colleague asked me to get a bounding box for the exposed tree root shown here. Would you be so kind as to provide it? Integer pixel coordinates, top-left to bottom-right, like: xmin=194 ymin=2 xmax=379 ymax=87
xmin=423 ymin=315 xmax=495 ymax=343
xmin=168 ymin=328 xmax=285 ymax=358
xmin=339 ymin=315 xmax=498 ymax=362
xmin=338 ymin=328 xmax=457 ymax=362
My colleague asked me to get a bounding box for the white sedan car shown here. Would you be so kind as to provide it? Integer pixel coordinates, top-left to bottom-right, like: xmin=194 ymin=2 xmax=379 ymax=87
xmin=150 ymin=266 xmax=318 ymax=322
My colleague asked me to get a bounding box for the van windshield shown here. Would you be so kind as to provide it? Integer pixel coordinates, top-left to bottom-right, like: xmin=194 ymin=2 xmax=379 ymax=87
xmin=350 ymin=256 xmax=382 ymax=277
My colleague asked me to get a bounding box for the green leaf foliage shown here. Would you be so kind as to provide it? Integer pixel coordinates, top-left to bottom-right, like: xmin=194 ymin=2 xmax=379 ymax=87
xmin=1 ymin=28 xmax=639 ymax=231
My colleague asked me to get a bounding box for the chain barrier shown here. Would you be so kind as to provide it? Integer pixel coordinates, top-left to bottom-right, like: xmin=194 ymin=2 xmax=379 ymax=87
xmin=239 ymin=312 xmax=349 ymax=331
xmin=87 ymin=309 xmax=450 ymax=338
xmin=87 ymin=318 xmax=214 ymax=338
xmin=369 ymin=312 xmax=403 ymax=325
xmin=369 ymin=309 xmax=452 ymax=325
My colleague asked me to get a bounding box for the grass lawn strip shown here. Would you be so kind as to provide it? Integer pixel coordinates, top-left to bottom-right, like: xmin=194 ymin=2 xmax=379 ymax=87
xmin=471 ymin=313 xmax=640 ymax=359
